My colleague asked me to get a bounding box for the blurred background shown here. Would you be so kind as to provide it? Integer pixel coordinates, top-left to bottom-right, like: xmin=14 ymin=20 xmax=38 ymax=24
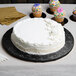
xmin=0 ymin=0 xmax=76 ymax=4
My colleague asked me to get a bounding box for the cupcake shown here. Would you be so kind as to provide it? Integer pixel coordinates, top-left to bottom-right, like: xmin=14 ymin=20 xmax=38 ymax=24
xmin=73 ymin=8 xmax=76 ymax=20
xmin=49 ymin=0 xmax=60 ymax=12
xmin=32 ymin=3 xmax=42 ymax=17
xmin=54 ymin=7 xmax=65 ymax=22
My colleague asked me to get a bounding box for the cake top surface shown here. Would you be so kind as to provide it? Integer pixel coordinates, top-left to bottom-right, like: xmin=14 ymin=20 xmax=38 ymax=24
xmin=13 ymin=18 xmax=64 ymax=45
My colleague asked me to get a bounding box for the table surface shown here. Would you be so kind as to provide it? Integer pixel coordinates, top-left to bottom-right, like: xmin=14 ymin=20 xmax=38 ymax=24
xmin=0 ymin=4 xmax=76 ymax=66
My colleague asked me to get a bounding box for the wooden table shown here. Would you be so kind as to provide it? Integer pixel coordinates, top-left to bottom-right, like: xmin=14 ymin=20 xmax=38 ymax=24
xmin=0 ymin=4 xmax=76 ymax=76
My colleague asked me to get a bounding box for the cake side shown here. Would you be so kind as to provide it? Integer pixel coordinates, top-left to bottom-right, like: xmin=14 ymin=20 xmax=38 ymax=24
xmin=11 ymin=18 xmax=65 ymax=55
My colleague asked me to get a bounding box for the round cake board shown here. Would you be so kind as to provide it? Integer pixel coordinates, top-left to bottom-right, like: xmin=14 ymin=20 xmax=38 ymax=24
xmin=2 ymin=28 xmax=74 ymax=62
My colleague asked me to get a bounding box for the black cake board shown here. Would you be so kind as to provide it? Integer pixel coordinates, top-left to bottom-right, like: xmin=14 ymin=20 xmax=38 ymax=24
xmin=2 ymin=28 xmax=74 ymax=62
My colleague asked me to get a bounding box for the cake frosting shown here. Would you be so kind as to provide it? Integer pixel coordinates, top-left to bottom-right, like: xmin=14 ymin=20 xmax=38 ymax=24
xmin=32 ymin=3 xmax=42 ymax=14
xmin=54 ymin=7 xmax=65 ymax=18
xmin=49 ymin=0 xmax=60 ymax=7
xmin=73 ymin=7 xmax=76 ymax=14
xmin=72 ymin=7 xmax=76 ymax=20
xmin=11 ymin=18 xmax=65 ymax=55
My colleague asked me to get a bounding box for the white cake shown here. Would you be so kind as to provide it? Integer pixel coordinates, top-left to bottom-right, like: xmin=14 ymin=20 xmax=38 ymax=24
xmin=11 ymin=18 xmax=65 ymax=55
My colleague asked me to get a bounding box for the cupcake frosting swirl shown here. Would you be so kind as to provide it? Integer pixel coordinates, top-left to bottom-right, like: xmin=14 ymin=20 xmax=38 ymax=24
xmin=73 ymin=7 xmax=76 ymax=14
xmin=32 ymin=3 xmax=42 ymax=13
xmin=49 ymin=0 xmax=60 ymax=7
xmin=54 ymin=7 xmax=65 ymax=18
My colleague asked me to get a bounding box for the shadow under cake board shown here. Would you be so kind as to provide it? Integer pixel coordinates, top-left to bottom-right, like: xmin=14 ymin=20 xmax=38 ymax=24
xmin=29 ymin=12 xmax=46 ymax=18
xmin=69 ymin=15 xmax=76 ymax=22
xmin=51 ymin=17 xmax=68 ymax=26
xmin=46 ymin=8 xmax=54 ymax=15
xmin=2 ymin=28 xmax=74 ymax=62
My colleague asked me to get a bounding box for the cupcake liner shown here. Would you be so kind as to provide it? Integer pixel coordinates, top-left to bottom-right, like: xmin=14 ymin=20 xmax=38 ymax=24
xmin=50 ymin=6 xmax=59 ymax=12
xmin=51 ymin=17 xmax=68 ymax=26
xmin=29 ymin=12 xmax=46 ymax=18
xmin=55 ymin=17 xmax=64 ymax=22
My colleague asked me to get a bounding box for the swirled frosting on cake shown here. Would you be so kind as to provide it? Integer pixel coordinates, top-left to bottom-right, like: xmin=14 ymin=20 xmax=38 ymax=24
xmin=11 ymin=18 xmax=65 ymax=55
